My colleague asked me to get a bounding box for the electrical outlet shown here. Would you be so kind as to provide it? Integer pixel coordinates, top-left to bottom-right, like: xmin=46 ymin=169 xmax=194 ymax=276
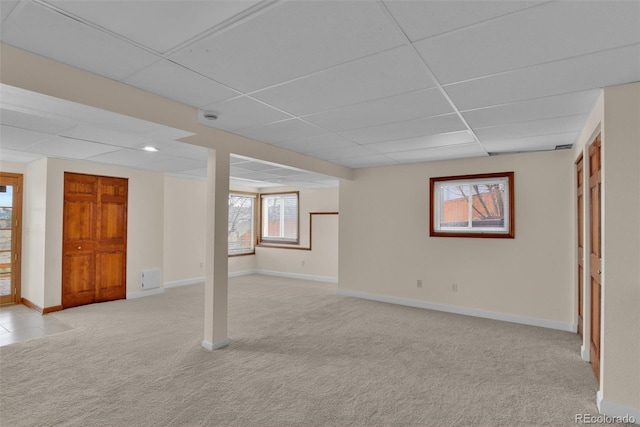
xmin=301 ymin=260 xmax=306 ymax=267
xmin=452 ymin=283 xmax=458 ymax=292
xmin=417 ymin=280 xmax=422 ymax=288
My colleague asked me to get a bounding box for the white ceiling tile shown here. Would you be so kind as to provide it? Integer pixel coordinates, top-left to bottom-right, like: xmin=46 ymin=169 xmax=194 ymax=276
xmin=444 ymin=44 xmax=640 ymax=111
xmin=59 ymin=126 xmax=151 ymax=148
xmin=0 ymin=1 xmax=19 ymax=23
xmin=0 ymin=148 xmax=45 ymax=163
xmin=483 ymin=132 xmax=580 ymax=153
xmin=230 ymin=156 xmax=251 ymax=165
xmin=234 ymin=119 xmax=326 ymax=144
xmin=417 ymin=1 xmax=640 ymax=84
xmin=0 ymin=108 xmax=75 ymax=135
xmin=384 ymin=0 xmax=543 ymax=42
xmin=1 ymin=1 xmax=159 ymax=81
xmin=462 ymin=90 xmax=601 ymax=128
xmin=232 ymin=171 xmax=281 ymax=181
xmin=334 ymin=154 xmax=397 ymax=168
xmin=200 ymin=97 xmax=291 ymax=131
xmin=303 ymin=89 xmax=452 ymax=132
xmin=26 ymin=136 xmax=122 ymax=159
xmin=262 ymin=168 xmax=310 ymax=178
xmin=170 ymin=1 xmax=405 ymax=92
xmin=0 ymin=125 xmax=55 ymax=150
xmin=230 ymin=166 xmax=252 ymax=176
xmin=233 ymin=161 xmax=283 ymax=172
xmin=87 ymin=148 xmax=171 ymax=167
xmin=124 ymin=60 xmax=238 ymax=108
xmin=145 ymin=157 xmax=207 ymax=173
xmin=475 ymin=115 xmax=588 ymax=142
xmin=139 ymin=140 xmax=207 ymax=160
xmin=0 ymin=84 xmax=193 ymax=139
xmin=251 ymin=46 xmax=434 ymax=116
xmin=179 ymin=168 xmax=208 ymax=178
xmin=46 ymin=1 xmax=260 ymax=54
xmin=386 ymin=143 xmax=487 ymax=163
xmin=366 ymin=131 xmax=477 ymax=154
xmin=306 ymin=145 xmax=376 ymax=161
xmin=285 ymin=172 xmax=336 ymax=182
xmin=340 ymin=113 xmax=465 ymax=145
xmin=275 ymin=134 xmax=357 ymax=154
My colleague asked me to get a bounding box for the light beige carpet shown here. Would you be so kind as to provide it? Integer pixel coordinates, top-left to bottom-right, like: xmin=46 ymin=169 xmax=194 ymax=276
xmin=0 ymin=275 xmax=608 ymax=426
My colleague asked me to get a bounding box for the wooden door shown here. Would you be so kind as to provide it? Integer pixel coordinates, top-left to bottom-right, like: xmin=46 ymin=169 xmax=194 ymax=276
xmin=576 ymin=155 xmax=584 ymax=338
xmin=62 ymin=173 xmax=127 ymax=308
xmin=588 ymin=136 xmax=602 ymax=380
xmin=95 ymin=177 xmax=127 ymax=302
xmin=0 ymin=173 xmax=23 ymax=305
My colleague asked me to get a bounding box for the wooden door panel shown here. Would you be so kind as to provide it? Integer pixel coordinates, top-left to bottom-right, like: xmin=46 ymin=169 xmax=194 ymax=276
xmin=65 ymin=175 xmax=97 ymax=197
xmin=95 ymin=251 xmax=125 ymax=301
xmin=590 ymin=276 xmax=601 ymax=378
xmin=99 ymin=202 xmax=126 ymax=241
xmin=576 ymin=155 xmax=584 ymax=337
xmin=64 ymin=201 xmax=94 ymax=241
xmin=62 ymin=253 xmax=94 ymax=307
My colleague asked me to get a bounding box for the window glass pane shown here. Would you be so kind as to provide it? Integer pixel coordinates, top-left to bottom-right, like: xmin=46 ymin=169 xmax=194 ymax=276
xmin=261 ymin=193 xmax=298 ymax=242
xmin=440 ymin=184 xmax=470 ymax=228
xmin=0 ymin=207 xmax=11 ymax=229
xmin=228 ymin=194 xmax=254 ymax=255
xmin=471 ymin=183 xmax=505 ymax=229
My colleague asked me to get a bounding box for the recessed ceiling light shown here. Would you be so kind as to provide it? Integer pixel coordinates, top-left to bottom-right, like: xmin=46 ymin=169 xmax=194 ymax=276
xmin=143 ymin=146 xmax=159 ymax=152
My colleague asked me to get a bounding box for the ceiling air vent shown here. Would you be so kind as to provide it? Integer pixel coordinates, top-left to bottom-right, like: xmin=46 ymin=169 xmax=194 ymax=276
xmin=555 ymin=144 xmax=573 ymax=150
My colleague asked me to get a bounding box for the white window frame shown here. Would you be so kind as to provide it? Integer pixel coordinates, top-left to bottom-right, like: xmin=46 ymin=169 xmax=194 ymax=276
xmin=260 ymin=192 xmax=299 ymax=244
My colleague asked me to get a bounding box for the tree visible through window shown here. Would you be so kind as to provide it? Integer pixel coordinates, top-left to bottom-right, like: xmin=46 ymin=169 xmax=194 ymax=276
xmin=228 ymin=193 xmax=255 ymax=255
xmin=261 ymin=192 xmax=299 ymax=243
xmin=430 ymin=172 xmax=514 ymax=238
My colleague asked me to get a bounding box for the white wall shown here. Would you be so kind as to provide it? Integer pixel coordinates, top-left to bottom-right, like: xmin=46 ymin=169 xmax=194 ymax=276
xmin=571 ymin=83 xmax=640 ymax=417
xmin=255 ymin=187 xmax=339 ymax=280
xmin=42 ymin=158 xmax=164 ymax=307
xmin=339 ymin=150 xmax=575 ymax=328
xmin=0 ymin=161 xmax=26 ymax=174
xmin=22 ymin=158 xmax=47 ymax=307
xmin=163 ymin=175 xmax=207 ymax=283
xmin=600 ymin=83 xmax=640 ymax=414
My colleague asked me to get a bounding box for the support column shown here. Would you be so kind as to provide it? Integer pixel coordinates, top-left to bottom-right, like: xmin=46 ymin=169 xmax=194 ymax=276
xmin=202 ymin=148 xmax=230 ymax=350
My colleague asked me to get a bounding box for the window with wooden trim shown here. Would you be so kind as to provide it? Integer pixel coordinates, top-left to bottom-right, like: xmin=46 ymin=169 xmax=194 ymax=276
xmin=430 ymin=172 xmax=514 ymax=238
xmin=260 ymin=192 xmax=299 ymax=244
xmin=228 ymin=193 xmax=256 ymax=255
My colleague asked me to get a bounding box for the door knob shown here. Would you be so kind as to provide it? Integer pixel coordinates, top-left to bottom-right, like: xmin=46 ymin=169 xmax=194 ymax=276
xmin=77 ymin=246 xmax=82 ymax=249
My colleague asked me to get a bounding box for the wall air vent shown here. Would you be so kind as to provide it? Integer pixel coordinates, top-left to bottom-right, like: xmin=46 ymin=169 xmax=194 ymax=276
xmin=555 ymin=144 xmax=573 ymax=150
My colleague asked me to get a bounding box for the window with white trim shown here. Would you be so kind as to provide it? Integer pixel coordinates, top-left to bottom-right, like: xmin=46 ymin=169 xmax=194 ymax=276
xmin=260 ymin=192 xmax=299 ymax=244
xmin=430 ymin=172 xmax=514 ymax=238
xmin=228 ymin=193 xmax=256 ymax=255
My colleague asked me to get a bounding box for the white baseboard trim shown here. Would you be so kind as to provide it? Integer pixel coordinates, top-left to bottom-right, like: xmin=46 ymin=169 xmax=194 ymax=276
xmin=337 ymin=289 xmax=577 ymax=332
xmin=228 ymin=269 xmax=257 ymax=278
xmin=255 ymin=269 xmax=338 ymax=284
xmin=597 ymin=390 xmax=640 ymax=424
xmin=127 ymin=288 xmax=164 ymax=299
xmin=581 ymin=344 xmax=590 ymax=361
xmin=164 ymin=277 xmax=205 ymax=288
xmin=202 ymin=338 xmax=230 ymax=351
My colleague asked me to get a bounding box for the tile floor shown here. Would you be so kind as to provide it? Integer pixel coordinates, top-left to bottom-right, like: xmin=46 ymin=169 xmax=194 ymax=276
xmin=0 ymin=304 xmax=72 ymax=347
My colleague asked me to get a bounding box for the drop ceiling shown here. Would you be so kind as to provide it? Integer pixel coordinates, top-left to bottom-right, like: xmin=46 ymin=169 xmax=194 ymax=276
xmin=1 ymin=0 xmax=639 ymax=186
